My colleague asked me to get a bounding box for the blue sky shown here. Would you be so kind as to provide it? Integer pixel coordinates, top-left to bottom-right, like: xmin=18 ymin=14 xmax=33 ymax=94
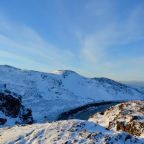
xmin=0 ymin=0 xmax=144 ymax=81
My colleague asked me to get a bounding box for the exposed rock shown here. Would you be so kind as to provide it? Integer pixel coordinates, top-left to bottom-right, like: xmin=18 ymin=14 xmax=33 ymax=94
xmin=0 ymin=90 xmax=21 ymax=117
xmin=0 ymin=90 xmax=33 ymax=126
xmin=89 ymin=101 xmax=144 ymax=137
xmin=0 ymin=118 xmax=7 ymax=125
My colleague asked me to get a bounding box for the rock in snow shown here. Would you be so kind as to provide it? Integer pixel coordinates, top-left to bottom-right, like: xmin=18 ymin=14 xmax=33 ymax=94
xmin=0 ymin=120 xmax=144 ymax=144
xmin=89 ymin=101 xmax=144 ymax=137
xmin=0 ymin=65 xmax=143 ymax=123
xmin=0 ymin=90 xmax=33 ymax=127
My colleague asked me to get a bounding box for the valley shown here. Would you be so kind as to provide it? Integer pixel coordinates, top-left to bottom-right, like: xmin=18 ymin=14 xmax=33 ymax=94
xmin=58 ymin=101 xmax=120 ymax=120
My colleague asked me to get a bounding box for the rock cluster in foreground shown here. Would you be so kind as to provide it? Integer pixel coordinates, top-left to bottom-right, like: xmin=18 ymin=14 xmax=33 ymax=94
xmin=0 ymin=90 xmax=33 ymax=127
xmin=0 ymin=120 xmax=143 ymax=144
xmin=89 ymin=101 xmax=144 ymax=137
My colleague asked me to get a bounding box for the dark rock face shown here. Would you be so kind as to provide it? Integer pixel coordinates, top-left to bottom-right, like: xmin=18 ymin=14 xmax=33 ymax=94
xmin=20 ymin=107 xmax=33 ymax=124
xmin=0 ymin=91 xmax=21 ymax=117
xmin=0 ymin=90 xmax=33 ymax=126
xmin=0 ymin=118 xmax=7 ymax=125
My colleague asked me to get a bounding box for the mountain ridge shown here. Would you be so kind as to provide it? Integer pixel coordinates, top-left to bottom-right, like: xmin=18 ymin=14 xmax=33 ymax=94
xmin=0 ymin=65 xmax=143 ymax=124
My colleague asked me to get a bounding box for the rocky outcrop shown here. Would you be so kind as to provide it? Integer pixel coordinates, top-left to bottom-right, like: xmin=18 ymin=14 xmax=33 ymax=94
xmin=89 ymin=101 xmax=144 ymax=137
xmin=0 ymin=90 xmax=33 ymax=126
xmin=0 ymin=90 xmax=21 ymax=117
xmin=0 ymin=118 xmax=7 ymax=125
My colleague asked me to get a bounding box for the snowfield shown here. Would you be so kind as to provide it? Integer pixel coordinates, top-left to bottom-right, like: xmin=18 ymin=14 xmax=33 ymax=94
xmin=0 ymin=120 xmax=144 ymax=144
xmin=0 ymin=65 xmax=143 ymax=123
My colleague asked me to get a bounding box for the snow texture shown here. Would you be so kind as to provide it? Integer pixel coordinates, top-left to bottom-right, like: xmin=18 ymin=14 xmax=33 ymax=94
xmin=0 ymin=120 xmax=143 ymax=144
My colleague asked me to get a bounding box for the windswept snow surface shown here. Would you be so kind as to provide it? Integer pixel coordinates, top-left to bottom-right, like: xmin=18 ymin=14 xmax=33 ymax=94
xmin=0 ymin=65 xmax=143 ymax=122
xmin=0 ymin=120 xmax=143 ymax=144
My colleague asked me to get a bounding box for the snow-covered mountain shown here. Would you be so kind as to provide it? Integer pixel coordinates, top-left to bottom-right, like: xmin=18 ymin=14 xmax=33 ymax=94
xmin=0 ymin=65 xmax=143 ymax=123
xmin=0 ymin=120 xmax=143 ymax=144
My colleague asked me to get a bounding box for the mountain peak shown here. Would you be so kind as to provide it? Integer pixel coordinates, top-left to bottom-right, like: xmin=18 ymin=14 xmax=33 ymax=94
xmin=0 ymin=65 xmax=19 ymax=70
xmin=51 ymin=70 xmax=79 ymax=77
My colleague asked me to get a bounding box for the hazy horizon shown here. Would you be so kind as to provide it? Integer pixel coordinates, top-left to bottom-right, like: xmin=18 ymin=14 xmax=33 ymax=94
xmin=0 ymin=0 xmax=144 ymax=81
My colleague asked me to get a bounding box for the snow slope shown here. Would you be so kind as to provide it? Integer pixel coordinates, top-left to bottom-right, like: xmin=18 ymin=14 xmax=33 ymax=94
xmin=0 ymin=120 xmax=143 ymax=144
xmin=0 ymin=65 xmax=143 ymax=122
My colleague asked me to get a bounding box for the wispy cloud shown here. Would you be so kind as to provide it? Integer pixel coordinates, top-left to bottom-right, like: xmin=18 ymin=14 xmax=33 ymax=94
xmin=72 ymin=1 xmax=144 ymax=80
xmin=80 ymin=3 xmax=144 ymax=65
xmin=0 ymin=1 xmax=143 ymax=81
xmin=0 ymin=13 xmax=77 ymax=71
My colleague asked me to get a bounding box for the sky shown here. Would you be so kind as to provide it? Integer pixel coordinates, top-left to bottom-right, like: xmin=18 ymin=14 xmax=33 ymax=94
xmin=0 ymin=0 xmax=144 ymax=81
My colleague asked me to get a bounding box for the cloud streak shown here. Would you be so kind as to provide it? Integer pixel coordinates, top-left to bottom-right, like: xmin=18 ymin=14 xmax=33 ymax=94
xmin=0 ymin=1 xmax=144 ymax=81
xmin=80 ymin=3 xmax=144 ymax=65
xmin=0 ymin=14 xmax=78 ymax=71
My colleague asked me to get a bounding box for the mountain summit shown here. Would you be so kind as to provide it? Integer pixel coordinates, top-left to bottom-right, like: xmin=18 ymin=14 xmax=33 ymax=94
xmin=0 ymin=65 xmax=143 ymax=123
